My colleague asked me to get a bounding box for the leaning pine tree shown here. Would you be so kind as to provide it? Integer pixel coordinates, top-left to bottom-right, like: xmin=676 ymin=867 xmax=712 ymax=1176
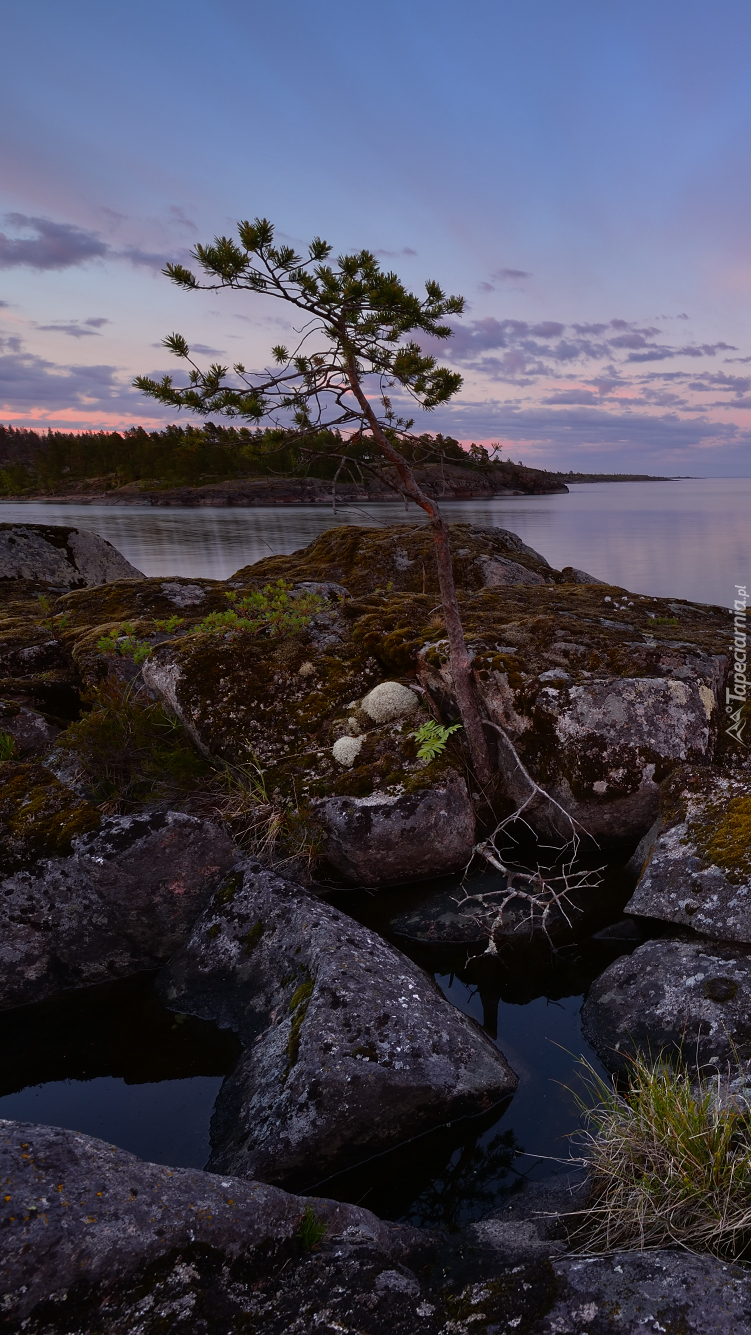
xmin=135 ymin=219 xmax=493 ymax=784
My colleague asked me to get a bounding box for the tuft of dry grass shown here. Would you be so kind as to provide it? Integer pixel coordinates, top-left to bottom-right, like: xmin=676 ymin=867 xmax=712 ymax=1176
xmin=570 ymin=1051 xmax=751 ymax=1260
xmin=209 ymin=758 xmax=323 ymax=875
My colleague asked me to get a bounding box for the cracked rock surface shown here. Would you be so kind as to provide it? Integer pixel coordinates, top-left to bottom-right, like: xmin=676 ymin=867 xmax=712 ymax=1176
xmin=158 ymin=859 xmax=517 ymax=1191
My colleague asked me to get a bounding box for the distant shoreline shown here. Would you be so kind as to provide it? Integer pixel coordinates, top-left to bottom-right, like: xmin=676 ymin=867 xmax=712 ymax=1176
xmin=0 ymin=471 xmax=687 ymax=508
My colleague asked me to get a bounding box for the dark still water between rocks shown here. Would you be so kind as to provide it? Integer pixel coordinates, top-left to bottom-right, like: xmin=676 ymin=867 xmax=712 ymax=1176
xmin=2 ymin=475 xmax=750 ymax=605
xmin=0 ymin=477 xmax=746 ymax=1227
xmin=0 ymin=860 xmax=637 ymax=1226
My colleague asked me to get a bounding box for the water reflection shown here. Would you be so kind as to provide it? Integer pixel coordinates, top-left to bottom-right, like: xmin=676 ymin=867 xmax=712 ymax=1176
xmin=0 ymin=973 xmax=241 ymax=1169
xmin=2 ymin=476 xmax=750 ymax=604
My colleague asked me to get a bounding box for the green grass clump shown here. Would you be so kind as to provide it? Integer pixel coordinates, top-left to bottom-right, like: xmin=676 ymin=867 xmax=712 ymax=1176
xmin=0 ymin=731 xmax=18 ymax=761
xmin=192 ymin=581 xmax=325 ymax=638
xmin=573 ymin=1051 xmax=751 ymax=1259
xmin=57 ymin=680 xmax=211 ymax=808
xmin=296 ymin=1204 xmax=328 ymax=1252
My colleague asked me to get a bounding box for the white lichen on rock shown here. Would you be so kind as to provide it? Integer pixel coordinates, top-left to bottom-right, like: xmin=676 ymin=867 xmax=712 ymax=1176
xmin=361 ymin=681 xmax=419 ymax=723
xmin=332 ymin=735 xmax=364 ymax=767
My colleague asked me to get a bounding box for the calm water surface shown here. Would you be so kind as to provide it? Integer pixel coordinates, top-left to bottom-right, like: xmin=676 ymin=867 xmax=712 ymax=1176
xmin=1 ymin=477 xmax=742 ymax=1220
xmin=2 ymin=476 xmax=749 ymax=605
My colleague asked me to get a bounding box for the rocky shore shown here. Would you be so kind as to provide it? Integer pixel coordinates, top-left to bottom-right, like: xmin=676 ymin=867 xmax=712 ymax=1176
xmin=0 ymin=463 xmax=568 ymax=507
xmin=1 ymin=518 xmax=750 ymax=1333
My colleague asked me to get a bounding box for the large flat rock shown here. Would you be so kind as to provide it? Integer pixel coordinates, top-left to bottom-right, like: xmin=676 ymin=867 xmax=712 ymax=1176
xmin=0 ymin=809 xmax=237 ymax=1009
xmin=4 ymin=1120 xmax=751 ymax=1333
xmin=159 ymin=859 xmax=517 ymax=1191
xmin=581 ymin=936 xmax=751 ymax=1073
xmin=0 ymin=1119 xmax=432 ymax=1335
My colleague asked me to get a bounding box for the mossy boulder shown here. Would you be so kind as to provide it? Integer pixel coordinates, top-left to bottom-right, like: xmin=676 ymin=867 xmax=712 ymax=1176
xmin=0 ymin=760 xmax=100 ymax=873
xmin=231 ymin=522 xmax=572 ymax=596
xmin=407 ymin=581 xmax=728 ymax=847
xmin=0 ymin=699 xmax=59 ymax=758
xmin=626 ymin=766 xmax=751 ymax=942
xmin=54 ymin=576 xmax=234 ymax=682
xmin=139 ymin=599 xmax=476 ymax=882
xmin=0 ymin=579 xmax=80 ymax=719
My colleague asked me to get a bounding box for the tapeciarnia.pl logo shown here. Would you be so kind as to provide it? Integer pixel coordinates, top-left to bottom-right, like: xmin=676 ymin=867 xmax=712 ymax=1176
xmin=726 ymin=583 xmax=748 ymax=745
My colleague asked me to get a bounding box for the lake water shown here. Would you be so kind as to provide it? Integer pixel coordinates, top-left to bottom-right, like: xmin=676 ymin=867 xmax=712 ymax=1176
xmin=0 ymin=477 xmax=744 ymax=1223
xmin=1 ymin=476 xmax=749 ymax=606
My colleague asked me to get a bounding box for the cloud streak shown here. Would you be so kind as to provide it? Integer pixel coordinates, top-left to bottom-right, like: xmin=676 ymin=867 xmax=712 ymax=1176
xmin=0 ymin=214 xmax=187 ymax=273
xmin=0 ymin=215 xmax=109 ymax=271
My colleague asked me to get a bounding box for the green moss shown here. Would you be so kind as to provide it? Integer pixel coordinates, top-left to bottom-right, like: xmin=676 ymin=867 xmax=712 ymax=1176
xmin=289 ymin=979 xmax=314 ymax=1012
xmin=0 ymin=761 xmax=99 ymax=868
xmin=242 ymin=920 xmax=264 ymax=954
xmin=691 ymin=793 xmax=751 ymax=882
xmin=215 ymin=871 xmax=243 ymax=904
xmin=284 ymin=974 xmax=315 ymax=1076
xmin=208 ymin=923 xmax=221 ymax=939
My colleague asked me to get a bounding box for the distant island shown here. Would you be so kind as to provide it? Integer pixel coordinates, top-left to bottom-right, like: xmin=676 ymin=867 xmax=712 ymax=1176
xmin=0 ymin=423 xmax=676 ymax=507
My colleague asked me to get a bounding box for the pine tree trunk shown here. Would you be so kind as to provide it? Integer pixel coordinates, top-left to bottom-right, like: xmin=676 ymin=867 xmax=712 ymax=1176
xmin=345 ymin=361 xmax=493 ymax=787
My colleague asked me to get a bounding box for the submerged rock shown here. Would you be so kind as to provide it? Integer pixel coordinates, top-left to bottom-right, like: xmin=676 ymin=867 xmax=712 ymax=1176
xmin=0 ymin=522 xmax=142 ymax=587
xmin=627 ymin=768 xmax=751 ymax=942
xmin=0 ymin=809 xmax=237 ymax=1009
xmin=159 ymin=859 xmax=517 ymax=1191
xmin=581 ymin=936 xmax=751 ymax=1073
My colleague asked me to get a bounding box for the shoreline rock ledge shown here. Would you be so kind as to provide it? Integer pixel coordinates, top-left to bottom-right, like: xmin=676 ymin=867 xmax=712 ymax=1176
xmin=5 ymin=1120 xmax=751 ymax=1334
xmin=159 ymin=858 xmax=517 ymax=1192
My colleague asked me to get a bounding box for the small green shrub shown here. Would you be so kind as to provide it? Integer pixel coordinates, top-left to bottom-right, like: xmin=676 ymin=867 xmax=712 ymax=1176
xmin=0 ymin=732 xmax=18 ymax=762
xmin=35 ymin=594 xmax=69 ymax=634
xmin=654 ymin=616 xmax=679 ymax=626
xmin=57 ymin=680 xmax=210 ymax=807
xmin=96 ymin=622 xmax=153 ymax=664
xmin=296 ymin=1204 xmax=328 ymax=1252
xmin=410 ymin=718 xmax=462 ymax=761
xmin=572 ymin=1051 xmax=751 ymax=1259
xmin=153 ymin=615 xmax=185 ymax=633
xmin=192 ymin=581 xmax=325 ymax=638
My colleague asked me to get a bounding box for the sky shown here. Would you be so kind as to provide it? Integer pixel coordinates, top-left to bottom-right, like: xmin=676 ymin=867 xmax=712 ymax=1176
xmin=3 ymin=0 xmax=751 ymax=473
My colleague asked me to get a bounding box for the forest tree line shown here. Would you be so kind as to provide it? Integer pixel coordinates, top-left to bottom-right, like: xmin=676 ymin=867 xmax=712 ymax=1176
xmin=0 ymin=423 xmax=530 ymax=494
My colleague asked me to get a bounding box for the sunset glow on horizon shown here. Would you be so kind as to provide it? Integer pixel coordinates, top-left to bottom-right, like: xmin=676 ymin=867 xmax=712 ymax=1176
xmin=4 ymin=1 xmax=751 ymax=473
